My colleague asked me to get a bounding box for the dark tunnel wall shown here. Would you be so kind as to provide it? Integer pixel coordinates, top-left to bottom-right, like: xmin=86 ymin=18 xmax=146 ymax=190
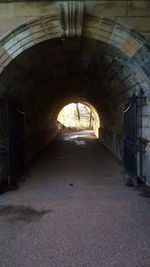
xmin=0 ymin=37 xmax=150 ymax=161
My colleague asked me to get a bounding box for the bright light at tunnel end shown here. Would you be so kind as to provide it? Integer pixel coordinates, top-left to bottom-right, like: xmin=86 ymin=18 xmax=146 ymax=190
xmin=57 ymin=102 xmax=100 ymax=138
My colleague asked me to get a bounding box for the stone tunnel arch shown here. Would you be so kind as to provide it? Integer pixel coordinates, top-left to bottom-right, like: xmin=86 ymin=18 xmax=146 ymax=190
xmin=0 ymin=15 xmax=141 ymax=71
xmin=0 ymin=8 xmax=150 ymax=186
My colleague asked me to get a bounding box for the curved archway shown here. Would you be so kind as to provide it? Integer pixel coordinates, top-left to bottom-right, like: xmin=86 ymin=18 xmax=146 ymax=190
xmin=1 ymin=4 xmax=150 ymax=266
xmin=0 ymin=14 xmax=142 ymax=71
xmin=0 ymin=37 xmax=149 ymax=162
xmin=0 ymin=3 xmax=150 ymax=185
xmin=0 ymin=12 xmax=149 ymax=102
xmin=57 ymin=102 xmax=100 ymax=138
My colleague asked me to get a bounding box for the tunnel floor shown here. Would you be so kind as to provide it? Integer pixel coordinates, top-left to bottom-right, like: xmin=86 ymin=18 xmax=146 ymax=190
xmin=0 ymin=130 xmax=150 ymax=267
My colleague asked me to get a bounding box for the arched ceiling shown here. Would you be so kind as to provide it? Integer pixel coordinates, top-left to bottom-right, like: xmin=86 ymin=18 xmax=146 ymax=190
xmin=0 ymin=37 xmax=147 ymax=130
xmin=0 ymin=2 xmax=149 ymax=97
xmin=0 ymin=1 xmax=150 ymax=139
xmin=0 ymin=9 xmax=146 ymax=68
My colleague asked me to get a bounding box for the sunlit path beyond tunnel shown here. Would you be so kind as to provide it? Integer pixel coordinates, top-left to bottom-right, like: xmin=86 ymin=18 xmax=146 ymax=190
xmin=0 ymin=131 xmax=150 ymax=267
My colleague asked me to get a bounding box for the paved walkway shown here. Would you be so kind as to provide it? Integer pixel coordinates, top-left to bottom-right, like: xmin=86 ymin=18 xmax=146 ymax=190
xmin=0 ymin=131 xmax=150 ymax=267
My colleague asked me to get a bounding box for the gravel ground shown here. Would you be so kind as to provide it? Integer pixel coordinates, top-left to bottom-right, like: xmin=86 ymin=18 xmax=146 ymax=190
xmin=0 ymin=131 xmax=150 ymax=267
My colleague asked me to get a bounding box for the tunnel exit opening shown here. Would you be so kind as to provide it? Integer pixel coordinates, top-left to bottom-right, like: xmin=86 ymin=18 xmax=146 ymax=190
xmin=57 ymin=102 xmax=100 ymax=138
xmin=0 ymin=9 xmax=150 ymax=189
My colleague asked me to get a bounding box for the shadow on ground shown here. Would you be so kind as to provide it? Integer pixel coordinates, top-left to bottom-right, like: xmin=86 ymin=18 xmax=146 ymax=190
xmin=0 ymin=205 xmax=52 ymax=223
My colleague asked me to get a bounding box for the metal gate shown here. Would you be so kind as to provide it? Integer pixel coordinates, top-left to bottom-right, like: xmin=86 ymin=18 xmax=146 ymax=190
xmin=0 ymin=98 xmax=25 ymax=187
xmin=124 ymin=94 xmax=139 ymax=184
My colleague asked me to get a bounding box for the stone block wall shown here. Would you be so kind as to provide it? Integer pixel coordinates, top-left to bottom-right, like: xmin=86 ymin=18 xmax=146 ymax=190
xmin=100 ymin=128 xmax=123 ymax=160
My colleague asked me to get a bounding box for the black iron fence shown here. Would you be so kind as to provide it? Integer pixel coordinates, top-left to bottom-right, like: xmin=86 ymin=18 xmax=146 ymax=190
xmin=0 ymin=98 xmax=25 ymax=186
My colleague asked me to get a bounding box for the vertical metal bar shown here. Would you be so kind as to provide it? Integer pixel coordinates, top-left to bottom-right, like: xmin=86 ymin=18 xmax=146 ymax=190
xmin=135 ymin=96 xmax=137 ymax=179
xmin=6 ymin=99 xmax=10 ymax=186
xmin=124 ymin=94 xmax=138 ymax=183
xmin=140 ymin=89 xmax=144 ymax=182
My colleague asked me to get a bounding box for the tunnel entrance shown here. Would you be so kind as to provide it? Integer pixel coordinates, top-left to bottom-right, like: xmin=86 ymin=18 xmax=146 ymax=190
xmin=57 ymin=102 xmax=100 ymax=138
xmin=0 ymin=4 xmax=149 ymax=188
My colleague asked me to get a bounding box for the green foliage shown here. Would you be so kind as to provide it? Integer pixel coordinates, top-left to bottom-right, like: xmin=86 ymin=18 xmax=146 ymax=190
xmin=138 ymin=137 xmax=149 ymax=146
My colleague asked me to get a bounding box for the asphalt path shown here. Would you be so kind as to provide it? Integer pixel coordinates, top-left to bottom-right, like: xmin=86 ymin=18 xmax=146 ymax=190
xmin=0 ymin=131 xmax=150 ymax=267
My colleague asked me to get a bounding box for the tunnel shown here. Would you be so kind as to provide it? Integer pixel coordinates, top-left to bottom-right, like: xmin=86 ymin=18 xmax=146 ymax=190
xmin=0 ymin=3 xmax=150 ymax=187
xmin=1 ymin=2 xmax=150 ymax=266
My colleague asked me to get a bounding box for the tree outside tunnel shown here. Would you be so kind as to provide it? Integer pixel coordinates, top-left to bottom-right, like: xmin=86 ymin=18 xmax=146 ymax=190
xmin=0 ymin=1 xmax=150 ymax=188
xmin=57 ymin=102 xmax=100 ymax=138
